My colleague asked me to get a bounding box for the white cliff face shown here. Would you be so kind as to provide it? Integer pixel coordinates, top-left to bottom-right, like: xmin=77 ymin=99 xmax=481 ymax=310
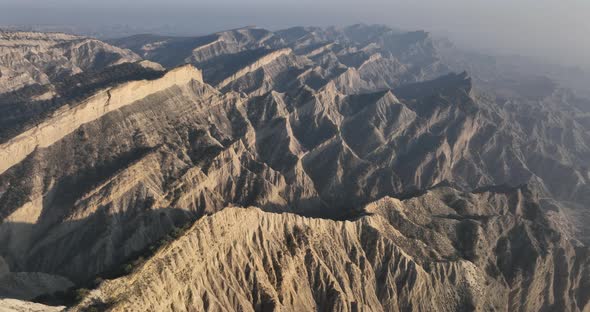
xmin=0 ymin=65 xmax=203 ymax=175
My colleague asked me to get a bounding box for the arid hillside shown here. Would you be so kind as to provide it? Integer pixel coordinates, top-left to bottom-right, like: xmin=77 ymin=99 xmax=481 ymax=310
xmin=0 ymin=25 xmax=589 ymax=311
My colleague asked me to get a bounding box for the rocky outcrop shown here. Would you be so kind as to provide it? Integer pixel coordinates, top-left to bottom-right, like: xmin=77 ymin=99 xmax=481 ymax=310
xmin=0 ymin=65 xmax=203 ymax=174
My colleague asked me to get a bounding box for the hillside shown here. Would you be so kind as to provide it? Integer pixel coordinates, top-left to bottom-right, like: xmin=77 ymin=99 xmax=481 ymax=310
xmin=0 ymin=25 xmax=589 ymax=311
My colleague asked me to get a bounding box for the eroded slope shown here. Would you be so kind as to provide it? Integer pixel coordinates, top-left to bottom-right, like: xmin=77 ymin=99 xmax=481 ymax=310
xmin=0 ymin=26 xmax=589 ymax=310
xmin=0 ymin=31 xmax=141 ymax=95
xmin=74 ymin=187 xmax=590 ymax=312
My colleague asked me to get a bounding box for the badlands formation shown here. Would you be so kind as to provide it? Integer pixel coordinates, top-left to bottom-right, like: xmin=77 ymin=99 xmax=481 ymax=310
xmin=0 ymin=25 xmax=589 ymax=311
xmin=0 ymin=65 xmax=203 ymax=174
xmin=0 ymin=31 xmax=140 ymax=95
xmin=75 ymin=187 xmax=589 ymax=311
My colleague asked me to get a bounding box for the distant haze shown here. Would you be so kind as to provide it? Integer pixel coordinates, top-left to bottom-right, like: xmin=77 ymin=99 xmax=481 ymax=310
xmin=2 ymin=0 xmax=589 ymax=68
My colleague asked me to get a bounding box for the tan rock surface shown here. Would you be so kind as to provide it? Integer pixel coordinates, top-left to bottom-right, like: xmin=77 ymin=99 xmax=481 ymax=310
xmin=0 ymin=31 xmax=140 ymax=94
xmin=0 ymin=25 xmax=589 ymax=311
xmin=73 ymin=187 xmax=590 ymax=311
xmin=0 ymin=299 xmax=63 ymax=312
xmin=0 ymin=64 xmax=203 ymax=174
xmin=216 ymin=48 xmax=292 ymax=89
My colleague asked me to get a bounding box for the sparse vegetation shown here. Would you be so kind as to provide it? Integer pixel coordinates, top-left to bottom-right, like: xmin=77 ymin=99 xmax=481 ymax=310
xmin=75 ymin=288 xmax=91 ymax=302
xmin=32 ymin=219 xmax=195 ymax=308
xmin=285 ymin=225 xmax=310 ymax=255
xmin=101 ymin=220 xmax=195 ymax=280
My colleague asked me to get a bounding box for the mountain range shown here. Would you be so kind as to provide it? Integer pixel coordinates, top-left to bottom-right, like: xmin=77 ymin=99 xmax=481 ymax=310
xmin=0 ymin=24 xmax=589 ymax=311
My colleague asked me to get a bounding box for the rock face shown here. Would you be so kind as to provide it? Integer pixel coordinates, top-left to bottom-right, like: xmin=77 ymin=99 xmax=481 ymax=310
xmin=73 ymin=187 xmax=590 ymax=312
xmin=216 ymin=48 xmax=293 ymax=89
xmin=0 ymin=31 xmax=141 ymax=95
xmin=0 ymin=65 xmax=203 ymax=174
xmin=0 ymin=25 xmax=589 ymax=311
xmin=111 ymin=25 xmax=448 ymax=95
xmin=108 ymin=27 xmax=283 ymax=69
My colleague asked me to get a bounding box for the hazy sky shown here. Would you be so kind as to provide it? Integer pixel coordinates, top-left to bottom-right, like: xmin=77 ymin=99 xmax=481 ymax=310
xmin=2 ymin=0 xmax=589 ymax=67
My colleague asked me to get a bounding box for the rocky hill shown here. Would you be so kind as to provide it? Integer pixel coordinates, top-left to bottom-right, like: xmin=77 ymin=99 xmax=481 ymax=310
xmin=0 ymin=25 xmax=589 ymax=311
xmin=74 ymin=187 xmax=589 ymax=311
xmin=0 ymin=31 xmax=141 ymax=95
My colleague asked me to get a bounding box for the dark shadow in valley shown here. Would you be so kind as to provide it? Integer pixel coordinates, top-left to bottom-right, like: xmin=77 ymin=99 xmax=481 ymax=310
xmin=108 ymin=34 xmax=219 ymax=68
xmin=0 ymin=63 xmax=164 ymax=144
xmin=0 ymin=206 xmax=198 ymax=306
